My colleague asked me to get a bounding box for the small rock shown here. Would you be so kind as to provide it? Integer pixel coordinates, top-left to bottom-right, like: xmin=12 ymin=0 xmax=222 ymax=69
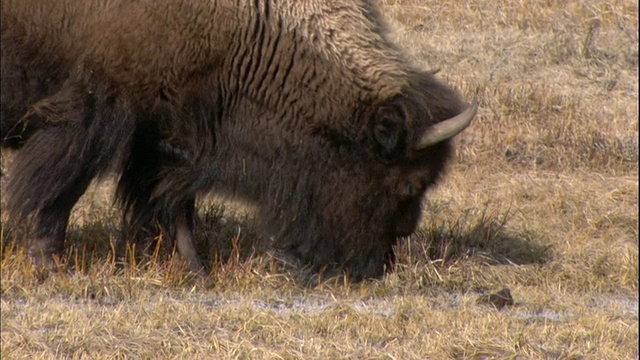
xmin=412 ymin=24 xmax=426 ymax=32
xmin=476 ymin=288 xmax=514 ymax=310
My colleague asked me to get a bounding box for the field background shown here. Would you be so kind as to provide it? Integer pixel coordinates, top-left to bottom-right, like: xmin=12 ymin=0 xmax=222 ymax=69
xmin=1 ymin=0 xmax=638 ymax=358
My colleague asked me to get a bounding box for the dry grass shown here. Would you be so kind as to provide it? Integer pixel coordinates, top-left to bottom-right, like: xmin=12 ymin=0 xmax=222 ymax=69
xmin=2 ymin=0 xmax=638 ymax=358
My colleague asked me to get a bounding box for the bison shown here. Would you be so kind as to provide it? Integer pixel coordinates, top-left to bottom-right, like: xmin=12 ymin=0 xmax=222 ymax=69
xmin=1 ymin=0 xmax=476 ymax=281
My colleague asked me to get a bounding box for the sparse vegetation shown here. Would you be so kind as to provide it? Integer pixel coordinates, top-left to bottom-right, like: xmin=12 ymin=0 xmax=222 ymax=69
xmin=2 ymin=0 xmax=637 ymax=358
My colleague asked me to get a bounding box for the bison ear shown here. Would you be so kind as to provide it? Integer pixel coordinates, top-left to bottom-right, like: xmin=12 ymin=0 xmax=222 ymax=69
xmin=371 ymin=104 xmax=407 ymax=157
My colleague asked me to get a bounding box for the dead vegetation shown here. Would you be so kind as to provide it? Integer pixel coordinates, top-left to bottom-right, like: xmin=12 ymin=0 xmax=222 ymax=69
xmin=1 ymin=0 xmax=638 ymax=358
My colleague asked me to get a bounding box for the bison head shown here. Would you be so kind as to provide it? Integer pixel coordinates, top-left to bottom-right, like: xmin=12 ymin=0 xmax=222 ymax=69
xmin=255 ymin=70 xmax=476 ymax=281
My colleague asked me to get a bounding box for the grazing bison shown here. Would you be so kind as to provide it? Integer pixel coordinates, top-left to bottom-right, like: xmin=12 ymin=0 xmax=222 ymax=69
xmin=1 ymin=0 xmax=476 ymax=280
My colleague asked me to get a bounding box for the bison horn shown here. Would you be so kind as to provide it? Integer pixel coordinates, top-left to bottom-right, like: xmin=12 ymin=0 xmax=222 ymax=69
xmin=415 ymin=99 xmax=478 ymax=149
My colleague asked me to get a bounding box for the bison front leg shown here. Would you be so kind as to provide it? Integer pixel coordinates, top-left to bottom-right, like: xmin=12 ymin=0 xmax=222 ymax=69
xmin=121 ymin=196 xmax=204 ymax=274
xmin=174 ymin=200 xmax=204 ymax=273
xmin=117 ymin=127 xmax=205 ymax=273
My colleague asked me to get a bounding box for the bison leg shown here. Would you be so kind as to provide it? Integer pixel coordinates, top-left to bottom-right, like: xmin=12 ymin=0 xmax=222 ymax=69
xmin=5 ymin=79 xmax=135 ymax=267
xmin=121 ymin=192 xmax=203 ymax=273
xmin=117 ymin=124 xmax=204 ymax=273
xmin=7 ymin=121 xmax=101 ymax=268
xmin=27 ymin=172 xmax=94 ymax=267
xmin=174 ymin=199 xmax=204 ymax=273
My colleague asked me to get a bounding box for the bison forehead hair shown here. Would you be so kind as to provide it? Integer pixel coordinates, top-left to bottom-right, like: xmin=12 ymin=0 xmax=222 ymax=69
xmin=1 ymin=0 xmax=475 ymax=280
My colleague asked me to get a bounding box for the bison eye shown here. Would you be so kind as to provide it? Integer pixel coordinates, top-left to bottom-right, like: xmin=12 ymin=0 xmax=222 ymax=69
xmin=404 ymin=180 xmax=419 ymax=198
xmin=372 ymin=105 xmax=407 ymax=158
xmin=400 ymin=178 xmax=426 ymax=199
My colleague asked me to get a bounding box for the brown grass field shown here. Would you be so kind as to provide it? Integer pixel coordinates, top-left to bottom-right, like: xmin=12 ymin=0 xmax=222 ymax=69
xmin=1 ymin=0 xmax=638 ymax=358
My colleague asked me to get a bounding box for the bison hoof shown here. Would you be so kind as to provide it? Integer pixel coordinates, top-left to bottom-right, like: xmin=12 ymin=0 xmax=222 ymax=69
xmin=177 ymin=254 xmax=206 ymax=275
xmin=28 ymin=237 xmax=65 ymax=270
xmin=28 ymin=249 xmax=64 ymax=270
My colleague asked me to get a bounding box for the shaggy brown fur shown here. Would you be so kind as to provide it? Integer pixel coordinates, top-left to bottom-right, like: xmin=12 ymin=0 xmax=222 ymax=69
xmin=1 ymin=0 xmax=473 ymax=280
